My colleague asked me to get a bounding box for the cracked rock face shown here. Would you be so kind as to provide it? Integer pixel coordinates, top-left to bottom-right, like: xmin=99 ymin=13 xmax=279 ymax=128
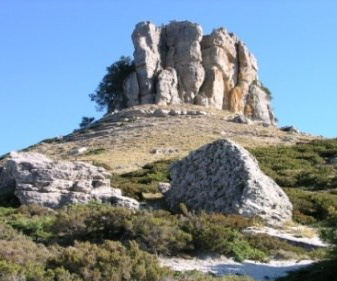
xmin=165 ymin=139 xmax=292 ymax=224
xmin=123 ymin=21 xmax=276 ymax=125
xmin=0 ymin=152 xmax=139 ymax=209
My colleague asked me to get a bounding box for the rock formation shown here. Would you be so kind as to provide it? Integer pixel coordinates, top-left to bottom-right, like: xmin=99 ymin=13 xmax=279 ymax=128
xmin=165 ymin=139 xmax=292 ymax=224
xmin=0 ymin=152 xmax=139 ymax=209
xmin=120 ymin=21 xmax=276 ymax=125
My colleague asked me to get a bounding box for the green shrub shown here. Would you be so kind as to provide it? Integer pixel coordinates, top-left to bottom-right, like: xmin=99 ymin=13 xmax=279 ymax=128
xmin=9 ymin=214 xmax=54 ymax=242
xmin=113 ymin=159 xmax=172 ymax=199
xmin=0 ymin=238 xmax=50 ymax=265
xmin=184 ymin=213 xmax=265 ymax=261
xmin=48 ymin=240 xmax=166 ymax=281
xmin=284 ymin=188 xmax=337 ymax=225
xmin=246 ymin=234 xmax=308 ymax=259
xmin=250 ymin=139 xmax=337 ymax=190
xmin=128 ymin=212 xmax=192 ymax=255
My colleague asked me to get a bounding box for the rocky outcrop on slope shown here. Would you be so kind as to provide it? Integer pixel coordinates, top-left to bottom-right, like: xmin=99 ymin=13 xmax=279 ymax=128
xmin=0 ymin=152 xmax=139 ymax=209
xmin=165 ymin=139 xmax=292 ymax=224
xmin=121 ymin=21 xmax=275 ymax=125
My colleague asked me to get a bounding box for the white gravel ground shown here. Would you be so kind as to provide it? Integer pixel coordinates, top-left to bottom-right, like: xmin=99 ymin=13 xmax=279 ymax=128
xmin=243 ymin=226 xmax=329 ymax=248
xmin=159 ymin=256 xmax=314 ymax=280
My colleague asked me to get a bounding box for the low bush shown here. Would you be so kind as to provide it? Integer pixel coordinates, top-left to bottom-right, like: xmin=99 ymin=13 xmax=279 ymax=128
xmin=184 ymin=214 xmax=267 ymax=261
xmin=284 ymin=188 xmax=337 ymax=226
xmin=250 ymin=139 xmax=337 ymax=190
xmin=113 ymin=159 xmax=172 ymax=199
xmin=48 ymin=240 xmax=167 ymax=281
xmin=47 ymin=204 xmax=310 ymax=261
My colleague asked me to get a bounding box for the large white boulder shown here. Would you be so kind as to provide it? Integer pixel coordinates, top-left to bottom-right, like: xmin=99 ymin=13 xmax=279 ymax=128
xmin=0 ymin=152 xmax=139 ymax=209
xmin=165 ymin=139 xmax=293 ymax=224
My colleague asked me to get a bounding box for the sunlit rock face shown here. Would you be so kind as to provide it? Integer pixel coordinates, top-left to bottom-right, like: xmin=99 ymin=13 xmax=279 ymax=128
xmin=165 ymin=139 xmax=293 ymax=225
xmin=123 ymin=21 xmax=276 ymax=125
xmin=0 ymin=152 xmax=140 ymax=210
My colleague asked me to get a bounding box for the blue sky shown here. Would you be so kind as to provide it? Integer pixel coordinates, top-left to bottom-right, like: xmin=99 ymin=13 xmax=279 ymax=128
xmin=0 ymin=0 xmax=336 ymax=155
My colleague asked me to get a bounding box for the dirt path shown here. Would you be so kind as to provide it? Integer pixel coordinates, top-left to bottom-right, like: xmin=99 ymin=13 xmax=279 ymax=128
xmin=159 ymin=256 xmax=314 ymax=280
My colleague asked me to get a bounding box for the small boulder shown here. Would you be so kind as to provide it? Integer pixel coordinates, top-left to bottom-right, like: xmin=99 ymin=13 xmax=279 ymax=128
xmin=69 ymin=147 xmax=88 ymax=155
xmin=158 ymin=182 xmax=171 ymax=194
xmin=153 ymin=108 xmax=170 ymax=117
xmin=150 ymin=147 xmax=179 ymax=154
xmin=230 ymin=115 xmax=252 ymax=125
xmin=280 ymin=126 xmax=299 ymax=133
xmin=111 ymin=195 xmax=140 ymax=209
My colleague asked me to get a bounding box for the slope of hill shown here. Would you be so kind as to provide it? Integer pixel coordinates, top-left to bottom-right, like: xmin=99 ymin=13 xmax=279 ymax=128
xmin=10 ymin=104 xmax=316 ymax=174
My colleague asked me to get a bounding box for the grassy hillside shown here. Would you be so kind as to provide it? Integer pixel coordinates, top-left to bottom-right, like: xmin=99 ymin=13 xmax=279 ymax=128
xmin=7 ymin=104 xmax=316 ymax=174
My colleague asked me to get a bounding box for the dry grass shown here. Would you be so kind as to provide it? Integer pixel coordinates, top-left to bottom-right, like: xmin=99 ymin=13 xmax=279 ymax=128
xmin=17 ymin=104 xmax=317 ymax=174
xmin=282 ymin=221 xmax=317 ymax=239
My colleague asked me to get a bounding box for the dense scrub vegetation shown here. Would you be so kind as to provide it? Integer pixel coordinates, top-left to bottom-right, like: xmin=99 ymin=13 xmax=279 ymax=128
xmin=0 ymin=204 xmax=291 ymax=281
xmin=1 ymin=138 xmax=337 ymax=280
xmin=250 ymin=139 xmax=337 ymax=241
xmin=112 ymin=159 xmax=172 ymax=200
xmin=250 ymin=139 xmax=337 ymax=281
xmin=250 ymin=139 xmax=337 ymax=190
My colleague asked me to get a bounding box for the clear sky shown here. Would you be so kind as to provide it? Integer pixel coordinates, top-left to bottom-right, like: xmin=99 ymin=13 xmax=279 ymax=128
xmin=0 ymin=0 xmax=336 ymax=156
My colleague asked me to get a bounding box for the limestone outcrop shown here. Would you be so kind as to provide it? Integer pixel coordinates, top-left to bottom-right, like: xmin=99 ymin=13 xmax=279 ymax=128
xmin=0 ymin=152 xmax=139 ymax=209
xmin=165 ymin=139 xmax=292 ymax=224
xmin=121 ymin=21 xmax=276 ymax=125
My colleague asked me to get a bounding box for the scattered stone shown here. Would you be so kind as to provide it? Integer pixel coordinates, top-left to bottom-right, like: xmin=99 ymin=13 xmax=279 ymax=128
xmin=150 ymin=147 xmax=179 ymax=154
xmin=158 ymin=182 xmax=171 ymax=194
xmin=0 ymin=152 xmax=139 ymax=210
xmin=280 ymin=126 xmax=299 ymax=133
xmin=187 ymin=110 xmax=197 ymax=115
xmin=230 ymin=115 xmax=252 ymax=125
xmin=69 ymin=147 xmax=88 ymax=155
xmin=169 ymin=109 xmax=181 ymax=116
xmin=196 ymin=110 xmax=207 ymax=116
xmin=153 ymin=108 xmax=170 ymax=117
xmin=260 ymin=122 xmax=270 ymax=127
xmin=165 ymin=139 xmax=293 ymax=224
xmin=111 ymin=195 xmax=140 ymax=209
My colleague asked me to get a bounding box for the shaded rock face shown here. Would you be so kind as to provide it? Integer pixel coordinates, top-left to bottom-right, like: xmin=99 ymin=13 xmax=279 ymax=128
xmin=123 ymin=21 xmax=275 ymax=125
xmin=0 ymin=152 xmax=139 ymax=209
xmin=165 ymin=139 xmax=292 ymax=224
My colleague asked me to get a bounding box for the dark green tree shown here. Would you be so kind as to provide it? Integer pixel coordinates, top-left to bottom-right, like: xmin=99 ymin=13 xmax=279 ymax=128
xmin=79 ymin=116 xmax=95 ymax=128
xmin=89 ymin=56 xmax=135 ymax=112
